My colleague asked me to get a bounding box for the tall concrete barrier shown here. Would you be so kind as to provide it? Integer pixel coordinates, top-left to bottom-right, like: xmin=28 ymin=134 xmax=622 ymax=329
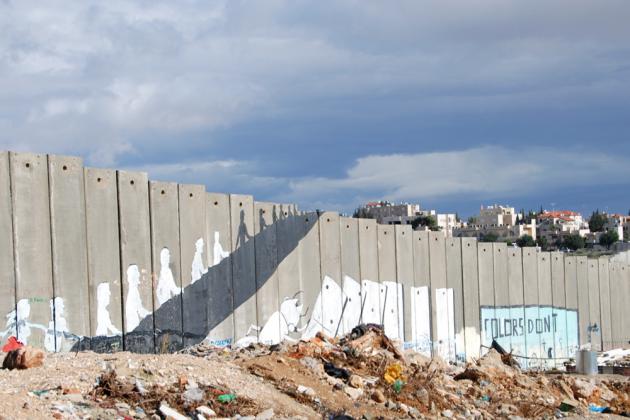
xmin=461 ymin=238 xmax=480 ymax=360
xmin=204 ymin=193 xmax=234 ymax=346
xmin=492 ymin=243 xmax=510 ymax=353
xmin=297 ymin=212 xmax=322 ymax=340
xmin=522 ymin=248 xmax=539 ymax=361
xmin=478 ymin=242 xmax=494 ymax=353
xmin=229 ymin=194 xmax=257 ymax=343
xmin=429 ymin=231 xmax=448 ymax=358
xmin=379 ymin=224 xmax=399 ymax=340
xmin=84 ymin=168 xmax=123 ymax=352
xmin=587 ymin=259 xmax=602 ymax=351
xmin=576 ymin=257 xmax=589 ymax=348
xmin=551 ymin=252 xmax=568 ymax=362
xmin=118 ymin=170 xmax=154 ymax=353
xmin=0 ymin=152 xmax=16 ymax=347
xmin=48 ymin=155 xmax=90 ymax=352
xmin=10 ymin=152 xmax=54 ymax=349
xmin=446 ymin=237 xmax=464 ymax=362
xmin=149 ymin=181 xmax=183 ymax=352
xmin=507 ymin=248 xmax=525 ymax=360
xmin=178 ymin=185 xmax=207 ymax=348
xmin=395 ymin=225 xmax=414 ymax=349
xmin=598 ymin=258 xmax=612 ymax=351
xmin=359 ymin=219 xmax=380 ymax=326
xmin=4 ymin=149 xmax=630 ymax=363
xmin=341 ymin=217 xmax=361 ymax=336
xmin=252 ymin=202 xmax=280 ymax=345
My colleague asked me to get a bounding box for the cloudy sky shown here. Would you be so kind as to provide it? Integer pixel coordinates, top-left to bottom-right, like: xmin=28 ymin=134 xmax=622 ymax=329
xmin=1 ymin=1 xmax=629 ymax=217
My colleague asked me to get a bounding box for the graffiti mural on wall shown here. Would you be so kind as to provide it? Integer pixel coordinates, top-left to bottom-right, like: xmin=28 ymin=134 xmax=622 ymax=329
xmin=480 ymin=305 xmax=579 ymax=367
xmin=157 ymin=248 xmax=181 ymax=305
xmin=125 ymin=264 xmax=151 ymax=332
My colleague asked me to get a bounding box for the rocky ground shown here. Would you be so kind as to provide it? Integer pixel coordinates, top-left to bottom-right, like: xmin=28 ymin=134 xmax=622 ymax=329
xmin=1 ymin=326 xmax=629 ymax=419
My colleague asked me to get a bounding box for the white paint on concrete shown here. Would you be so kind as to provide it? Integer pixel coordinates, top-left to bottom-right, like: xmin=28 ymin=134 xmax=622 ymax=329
xmin=191 ymin=238 xmax=208 ymax=283
xmin=410 ymin=286 xmax=431 ymax=356
xmin=157 ymin=248 xmax=181 ymax=305
xmin=96 ymin=282 xmax=121 ymax=336
xmin=125 ymin=264 xmax=151 ymax=332
xmin=435 ymin=288 xmax=455 ymax=361
xmin=212 ymin=232 xmax=229 ymax=267
xmin=360 ymin=279 xmax=381 ymax=324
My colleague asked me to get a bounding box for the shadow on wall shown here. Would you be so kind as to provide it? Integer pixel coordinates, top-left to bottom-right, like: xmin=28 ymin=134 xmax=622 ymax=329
xmin=78 ymin=206 xmax=311 ymax=353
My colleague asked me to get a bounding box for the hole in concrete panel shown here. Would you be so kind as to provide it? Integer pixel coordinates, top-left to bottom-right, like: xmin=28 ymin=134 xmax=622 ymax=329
xmin=305 ymin=218 xmax=309 ymax=222
xmin=189 ymin=193 xmax=193 ymax=198
xmin=130 ymin=180 xmax=135 ymax=185
xmin=239 ymin=202 xmax=243 ymax=207
xmin=97 ymin=177 xmax=102 ymax=183
xmin=346 ymin=225 xmax=350 ymax=229
xmin=214 ymin=201 xmax=218 ymax=206
xmin=161 ymin=190 xmax=165 ymax=195
xmin=513 ymin=253 xmax=516 ymax=257
xmin=327 ymin=218 xmax=330 ymax=222
xmin=62 ymin=165 xmax=68 ymax=171
xmin=467 ymin=243 xmax=470 ymax=247
xmin=25 ymin=162 xmax=30 ymax=168
xmin=262 ymin=209 xmax=266 ymax=214
xmin=325 ymin=285 xmax=329 ymax=289
xmin=434 ymin=237 xmax=438 ymax=241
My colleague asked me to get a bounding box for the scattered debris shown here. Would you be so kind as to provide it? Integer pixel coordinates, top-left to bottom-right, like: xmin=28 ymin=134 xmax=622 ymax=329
xmin=2 ymin=345 xmax=45 ymax=370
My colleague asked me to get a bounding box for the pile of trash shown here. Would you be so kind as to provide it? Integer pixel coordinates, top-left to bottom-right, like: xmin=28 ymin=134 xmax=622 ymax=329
xmin=598 ymin=348 xmax=630 ymax=367
xmin=187 ymin=325 xmax=630 ymax=419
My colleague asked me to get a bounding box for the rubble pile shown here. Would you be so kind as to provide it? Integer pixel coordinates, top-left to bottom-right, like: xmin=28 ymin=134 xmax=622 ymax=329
xmin=185 ymin=325 xmax=630 ymax=419
xmin=1 ymin=328 xmax=629 ymax=419
xmin=599 ymin=349 xmax=630 ymax=367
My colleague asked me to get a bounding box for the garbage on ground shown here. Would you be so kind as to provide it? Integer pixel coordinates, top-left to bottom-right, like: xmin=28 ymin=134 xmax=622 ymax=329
xmin=2 ymin=336 xmax=24 ymax=352
xmin=2 ymin=345 xmax=45 ymax=370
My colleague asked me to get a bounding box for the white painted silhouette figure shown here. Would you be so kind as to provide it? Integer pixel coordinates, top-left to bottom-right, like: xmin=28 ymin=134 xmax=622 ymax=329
xmin=212 ymin=232 xmax=229 ymax=266
xmin=157 ymin=248 xmax=181 ymax=305
xmin=191 ymin=238 xmax=208 ymax=283
xmin=125 ymin=265 xmax=151 ymax=331
xmin=96 ymin=283 xmax=121 ymax=336
xmin=45 ymin=297 xmax=70 ymax=352
xmin=236 ymin=293 xmax=308 ymax=347
xmin=1 ymin=299 xmax=46 ymax=345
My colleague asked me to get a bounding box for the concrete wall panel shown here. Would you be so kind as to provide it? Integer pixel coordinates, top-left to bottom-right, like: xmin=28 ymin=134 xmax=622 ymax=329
xmin=118 ymin=170 xmax=154 ymax=353
xmin=229 ymin=194 xmax=257 ymax=342
xmin=253 ymin=202 xmax=280 ymax=345
xmin=597 ymin=258 xmax=612 ymax=351
xmin=550 ymin=252 xmax=567 ymax=361
xmin=576 ymin=256 xmax=589 ymax=347
xmin=522 ymin=248 xmax=539 ymax=361
xmin=477 ymin=242 xmax=494 ymax=350
xmin=378 ymin=224 xmax=399 ymax=339
xmin=48 ymin=155 xmax=90 ymax=352
xmin=537 ymin=252 xmax=553 ymax=365
xmin=10 ymin=152 xmax=53 ymax=349
xmin=204 ymin=193 xmax=233 ymax=346
xmin=429 ymin=231 xmax=447 ymax=355
xmin=275 ymin=205 xmax=300 ymax=341
xmin=178 ymin=184 xmax=207 ymax=347
xmin=85 ymin=168 xmax=123 ymax=352
xmin=0 ymin=152 xmax=16 ymax=346
xmin=316 ymin=212 xmax=343 ymax=337
xmin=564 ymin=256 xmax=579 ymax=356
xmin=461 ymin=238 xmax=480 ymax=360
xmin=608 ymin=264 xmax=622 ymax=348
xmin=341 ymin=217 xmax=361 ymax=335
xmin=149 ymin=182 xmax=182 ymax=352
xmin=297 ymin=212 xmax=322 ymax=339
xmin=492 ymin=243 xmax=510 ymax=352
xmin=395 ymin=225 xmax=414 ymax=348
xmin=446 ymin=238 xmax=464 ymax=362
xmin=587 ymin=259 xmax=601 ymax=351
xmin=359 ymin=219 xmax=380 ymax=325
xmin=507 ymin=248 xmax=525 ymax=359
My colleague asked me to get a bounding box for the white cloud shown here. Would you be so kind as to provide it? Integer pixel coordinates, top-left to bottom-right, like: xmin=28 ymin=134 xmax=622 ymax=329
xmin=287 ymin=146 xmax=630 ymax=204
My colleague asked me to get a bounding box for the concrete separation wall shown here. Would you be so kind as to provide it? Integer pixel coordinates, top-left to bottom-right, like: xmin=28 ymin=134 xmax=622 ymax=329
xmin=0 ymin=150 xmax=628 ymax=365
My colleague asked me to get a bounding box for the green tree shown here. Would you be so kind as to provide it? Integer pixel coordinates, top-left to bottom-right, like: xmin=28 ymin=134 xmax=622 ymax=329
xmin=589 ymin=211 xmax=607 ymax=232
xmin=467 ymin=216 xmax=478 ymax=225
xmin=411 ymin=215 xmax=440 ymax=231
xmin=480 ymin=232 xmax=499 ymax=243
xmin=562 ymin=234 xmax=585 ymax=251
xmin=599 ymin=230 xmax=619 ymax=249
xmin=516 ymin=234 xmax=536 ymax=247
xmin=536 ymin=236 xmax=548 ymax=250
xmin=352 ymin=208 xmax=374 ymax=219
